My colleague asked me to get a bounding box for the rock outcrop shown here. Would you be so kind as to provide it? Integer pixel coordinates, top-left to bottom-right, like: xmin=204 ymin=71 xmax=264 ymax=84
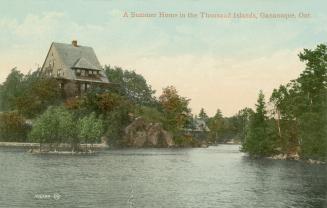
xmin=123 ymin=117 xmax=174 ymax=148
xmin=268 ymin=153 xmax=300 ymax=160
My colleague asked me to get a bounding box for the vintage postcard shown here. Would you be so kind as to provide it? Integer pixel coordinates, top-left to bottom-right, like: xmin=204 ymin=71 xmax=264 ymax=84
xmin=0 ymin=1 xmax=326 ymax=207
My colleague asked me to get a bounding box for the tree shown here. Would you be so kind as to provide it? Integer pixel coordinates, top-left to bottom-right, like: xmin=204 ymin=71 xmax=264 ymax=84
xmin=198 ymin=108 xmax=209 ymax=122
xmin=15 ymin=77 xmax=61 ymax=118
xmin=242 ymin=91 xmax=276 ymax=156
xmin=270 ymin=84 xmax=299 ymax=153
xmin=207 ymin=109 xmax=225 ymax=142
xmin=28 ymin=106 xmax=76 ymax=151
xmin=77 ymin=113 xmax=104 ymax=150
xmin=296 ymin=44 xmax=327 ymax=159
xmin=267 ymin=44 xmax=327 ymax=160
xmin=0 ymin=68 xmax=24 ymax=111
xmin=231 ymin=108 xmax=254 ymax=143
xmin=159 ymin=86 xmax=192 ymax=132
xmin=104 ymin=106 xmax=131 ymax=145
xmin=0 ymin=111 xmax=30 ymax=142
xmin=0 ymin=68 xmax=62 ymax=118
xmin=104 ymin=65 xmax=156 ymax=106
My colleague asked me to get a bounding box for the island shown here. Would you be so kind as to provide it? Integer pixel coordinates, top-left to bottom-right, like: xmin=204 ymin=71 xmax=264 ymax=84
xmin=0 ymin=41 xmax=326 ymax=164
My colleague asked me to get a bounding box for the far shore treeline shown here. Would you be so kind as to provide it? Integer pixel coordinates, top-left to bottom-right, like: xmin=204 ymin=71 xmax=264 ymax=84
xmin=0 ymin=44 xmax=326 ymax=160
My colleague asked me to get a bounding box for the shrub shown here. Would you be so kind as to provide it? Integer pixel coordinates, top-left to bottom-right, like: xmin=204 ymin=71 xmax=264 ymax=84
xmin=28 ymin=106 xmax=77 ymax=150
xmin=77 ymin=113 xmax=104 ymax=147
xmin=0 ymin=111 xmax=30 ymax=142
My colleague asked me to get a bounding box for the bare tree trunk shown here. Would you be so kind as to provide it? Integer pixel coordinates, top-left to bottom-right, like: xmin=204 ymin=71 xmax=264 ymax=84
xmin=276 ymin=109 xmax=282 ymax=138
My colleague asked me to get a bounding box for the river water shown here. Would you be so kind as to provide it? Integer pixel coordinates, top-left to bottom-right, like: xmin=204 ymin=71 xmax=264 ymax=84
xmin=0 ymin=145 xmax=326 ymax=208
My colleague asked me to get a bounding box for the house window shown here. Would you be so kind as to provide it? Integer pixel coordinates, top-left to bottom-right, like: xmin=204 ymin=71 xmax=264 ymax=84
xmin=76 ymin=69 xmax=81 ymax=76
xmin=81 ymin=70 xmax=85 ymax=76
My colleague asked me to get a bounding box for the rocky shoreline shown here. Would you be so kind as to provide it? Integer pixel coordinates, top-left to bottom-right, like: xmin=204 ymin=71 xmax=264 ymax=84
xmin=28 ymin=149 xmax=98 ymax=155
xmin=267 ymin=153 xmax=326 ymax=165
xmin=0 ymin=142 xmax=108 ymax=150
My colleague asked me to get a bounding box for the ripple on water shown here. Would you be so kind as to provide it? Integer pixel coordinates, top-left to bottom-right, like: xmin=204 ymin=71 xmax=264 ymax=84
xmin=0 ymin=145 xmax=326 ymax=208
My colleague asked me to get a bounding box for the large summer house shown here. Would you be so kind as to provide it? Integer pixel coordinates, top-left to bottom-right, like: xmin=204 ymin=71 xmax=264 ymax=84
xmin=41 ymin=40 xmax=109 ymax=96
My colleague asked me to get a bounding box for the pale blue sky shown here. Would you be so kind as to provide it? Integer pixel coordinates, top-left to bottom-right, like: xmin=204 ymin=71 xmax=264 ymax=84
xmin=0 ymin=0 xmax=326 ymax=116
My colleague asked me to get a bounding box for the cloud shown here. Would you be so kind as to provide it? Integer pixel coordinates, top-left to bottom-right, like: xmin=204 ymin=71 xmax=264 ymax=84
xmin=14 ymin=12 xmax=65 ymax=37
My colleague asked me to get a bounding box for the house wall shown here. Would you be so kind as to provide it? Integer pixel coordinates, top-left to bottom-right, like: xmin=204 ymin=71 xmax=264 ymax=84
xmin=42 ymin=45 xmax=66 ymax=78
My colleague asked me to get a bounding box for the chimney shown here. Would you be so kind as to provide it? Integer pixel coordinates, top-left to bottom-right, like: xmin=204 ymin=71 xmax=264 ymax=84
xmin=72 ymin=40 xmax=78 ymax=47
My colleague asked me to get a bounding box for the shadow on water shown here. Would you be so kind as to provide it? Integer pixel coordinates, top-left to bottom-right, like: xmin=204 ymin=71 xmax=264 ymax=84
xmin=241 ymin=156 xmax=327 ymax=208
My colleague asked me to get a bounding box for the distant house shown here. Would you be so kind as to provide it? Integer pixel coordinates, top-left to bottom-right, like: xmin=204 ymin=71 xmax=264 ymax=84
xmin=41 ymin=40 xmax=109 ymax=96
xmin=184 ymin=118 xmax=210 ymax=140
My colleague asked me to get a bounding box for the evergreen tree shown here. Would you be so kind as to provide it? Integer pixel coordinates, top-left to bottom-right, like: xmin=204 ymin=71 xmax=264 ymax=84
xmin=198 ymin=108 xmax=209 ymax=122
xmin=243 ymin=91 xmax=276 ymax=156
xmin=207 ymin=109 xmax=225 ymax=142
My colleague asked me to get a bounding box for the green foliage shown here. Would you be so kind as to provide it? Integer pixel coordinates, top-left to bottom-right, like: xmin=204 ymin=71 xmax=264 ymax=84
xmin=269 ymin=44 xmax=327 ymax=160
xmin=159 ymin=86 xmax=192 ymax=132
xmin=207 ymin=109 xmax=226 ymax=142
xmin=104 ymin=106 xmax=131 ymax=145
xmin=270 ymin=84 xmax=300 ymax=153
xmin=198 ymin=108 xmax=209 ymax=122
xmin=104 ymin=65 xmax=157 ymax=106
xmin=28 ymin=106 xmax=76 ymax=146
xmin=69 ymin=89 xmax=129 ymax=118
xmin=233 ymin=108 xmax=254 ymax=143
xmin=0 ymin=68 xmax=62 ymax=118
xmin=77 ymin=113 xmax=104 ymax=144
xmin=296 ymin=44 xmax=327 ymax=160
xmin=299 ymin=112 xmax=327 ymax=159
xmin=0 ymin=111 xmax=30 ymax=142
xmin=242 ymin=91 xmax=276 ymax=156
xmin=173 ymin=134 xmax=200 ymax=147
xmin=134 ymin=105 xmax=165 ymax=124
xmin=0 ymin=68 xmax=25 ymax=111
xmin=16 ymin=77 xmax=61 ymax=118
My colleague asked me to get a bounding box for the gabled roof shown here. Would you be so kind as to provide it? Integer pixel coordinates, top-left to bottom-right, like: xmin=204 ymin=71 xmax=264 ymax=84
xmin=41 ymin=41 xmax=110 ymax=84
xmin=53 ymin=42 xmax=102 ymax=71
xmin=73 ymin=57 xmax=100 ymax=70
